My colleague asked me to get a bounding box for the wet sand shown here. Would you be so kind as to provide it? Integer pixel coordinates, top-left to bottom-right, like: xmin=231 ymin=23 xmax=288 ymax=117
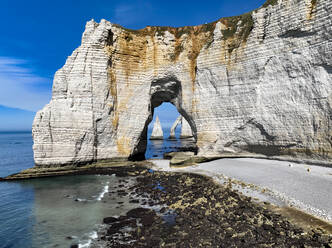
xmin=152 ymin=158 xmax=332 ymax=222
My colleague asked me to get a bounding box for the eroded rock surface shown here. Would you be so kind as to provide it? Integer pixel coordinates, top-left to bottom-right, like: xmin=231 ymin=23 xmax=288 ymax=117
xmin=180 ymin=117 xmax=193 ymax=139
xmin=33 ymin=0 xmax=332 ymax=166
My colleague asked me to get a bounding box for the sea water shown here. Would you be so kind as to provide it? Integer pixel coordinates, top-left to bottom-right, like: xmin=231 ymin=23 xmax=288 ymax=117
xmin=145 ymin=127 xmax=196 ymax=159
xmin=0 ymin=174 xmax=133 ymax=248
xmin=0 ymin=129 xmax=193 ymax=248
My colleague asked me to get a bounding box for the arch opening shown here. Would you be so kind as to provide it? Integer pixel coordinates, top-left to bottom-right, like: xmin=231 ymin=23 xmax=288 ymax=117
xmin=129 ymin=77 xmax=197 ymax=161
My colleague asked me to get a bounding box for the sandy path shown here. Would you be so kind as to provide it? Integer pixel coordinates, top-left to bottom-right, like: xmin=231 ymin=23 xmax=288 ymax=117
xmin=151 ymin=158 xmax=332 ymax=222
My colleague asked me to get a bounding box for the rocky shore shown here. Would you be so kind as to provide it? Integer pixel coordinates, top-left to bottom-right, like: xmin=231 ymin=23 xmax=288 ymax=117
xmin=0 ymin=161 xmax=152 ymax=180
xmin=88 ymin=167 xmax=332 ymax=248
xmin=2 ymin=159 xmax=331 ymax=247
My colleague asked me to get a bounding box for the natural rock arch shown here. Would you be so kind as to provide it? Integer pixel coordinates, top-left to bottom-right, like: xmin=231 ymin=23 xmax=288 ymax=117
xmin=32 ymin=0 xmax=332 ymax=166
xmin=130 ymin=77 xmax=197 ymax=161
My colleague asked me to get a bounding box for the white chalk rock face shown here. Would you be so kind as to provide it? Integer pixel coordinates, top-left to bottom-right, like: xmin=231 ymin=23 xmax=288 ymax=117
xmin=180 ymin=117 xmax=193 ymax=139
xmin=150 ymin=116 xmax=164 ymax=140
xmin=33 ymin=0 xmax=332 ymax=166
xmin=169 ymin=116 xmax=182 ymax=140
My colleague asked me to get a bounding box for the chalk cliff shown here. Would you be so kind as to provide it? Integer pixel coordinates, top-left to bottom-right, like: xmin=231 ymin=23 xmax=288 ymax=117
xmin=150 ymin=116 xmax=164 ymax=140
xmin=181 ymin=117 xmax=193 ymax=139
xmin=33 ymin=0 xmax=332 ymax=166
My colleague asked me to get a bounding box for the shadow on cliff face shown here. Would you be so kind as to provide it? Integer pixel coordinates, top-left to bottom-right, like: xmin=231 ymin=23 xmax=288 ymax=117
xmin=129 ymin=77 xmax=197 ymax=161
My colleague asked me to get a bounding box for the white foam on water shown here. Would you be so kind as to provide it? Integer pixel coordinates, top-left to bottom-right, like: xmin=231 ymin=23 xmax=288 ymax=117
xmin=97 ymin=182 xmax=110 ymax=201
xmin=75 ymin=198 xmax=87 ymax=202
xmin=78 ymin=231 xmax=98 ymax=248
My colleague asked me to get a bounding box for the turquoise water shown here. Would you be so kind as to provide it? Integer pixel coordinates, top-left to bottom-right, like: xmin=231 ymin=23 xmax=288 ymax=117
xmin=0 ymin=130 xmax=193 ymax=248
xmin=0 ymin=133 xmax=130 ymax=247
xmin=1 ymin=175 xmax=129 ymax=248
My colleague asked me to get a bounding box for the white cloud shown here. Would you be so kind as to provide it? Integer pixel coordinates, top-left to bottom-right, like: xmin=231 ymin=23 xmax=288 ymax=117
xmin=0 ymin=57 xmax=52 ymax=112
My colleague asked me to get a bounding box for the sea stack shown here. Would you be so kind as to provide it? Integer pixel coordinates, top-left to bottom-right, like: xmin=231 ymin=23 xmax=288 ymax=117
xmin=169 ymin=116 xmax=182 ymax=140
xmin=180 ymin=118 xmax=193 ymax=139
xmin=150 ymin=116 xmax=164 ymax=140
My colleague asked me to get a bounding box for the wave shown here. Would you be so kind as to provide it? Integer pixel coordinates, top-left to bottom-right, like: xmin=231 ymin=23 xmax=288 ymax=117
xmin=78 ymin=231 xmax=98 ymax=248
xmin=75 ymin=198 xmax=87 ymax=202
xmin=97 ymin=182 xmax=109 ymax=201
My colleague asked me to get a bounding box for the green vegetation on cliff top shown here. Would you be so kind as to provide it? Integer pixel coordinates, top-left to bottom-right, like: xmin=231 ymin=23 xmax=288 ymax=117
xmin=113 ymin=0 xmax=276 ymax=38
xmin=262 ymin=0 xmax=279 ymax=8
xmin=111 ymin=0 xmax=280 ymax=58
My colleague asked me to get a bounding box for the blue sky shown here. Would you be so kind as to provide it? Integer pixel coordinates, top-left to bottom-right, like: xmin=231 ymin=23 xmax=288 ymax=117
xmin=0 ymin=0 xmax=267 ymax=131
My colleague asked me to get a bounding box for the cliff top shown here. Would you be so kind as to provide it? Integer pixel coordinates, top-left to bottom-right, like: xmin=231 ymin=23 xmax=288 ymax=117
xmin=108 ymin=0 xmax=279 ymax=39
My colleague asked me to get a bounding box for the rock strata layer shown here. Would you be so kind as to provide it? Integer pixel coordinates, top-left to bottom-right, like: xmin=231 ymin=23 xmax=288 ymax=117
xmin=33 ymin=0 xmax=332 ymax=166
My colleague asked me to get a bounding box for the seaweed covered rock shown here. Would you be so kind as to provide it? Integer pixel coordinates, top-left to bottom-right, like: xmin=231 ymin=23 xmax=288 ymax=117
xmin=92 ymin=169 xmax=332 ymax=247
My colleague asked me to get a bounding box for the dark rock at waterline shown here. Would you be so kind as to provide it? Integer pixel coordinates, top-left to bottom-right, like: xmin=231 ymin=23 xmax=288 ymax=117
xmin=129 ymin=199 xmax=139 ymax=203
xmin=70 ymin=244 xmax=78 ymax=248
xmin=117 ymin=190 xmax=128 ymax=197
xmin=103 ymin=216 xmax=118 ymax=224
xmin=160 ymin=207 xmax=167 ymax=213
xmin=92 ymin=168 xmax=332 ymax=247
xmin=163 ymin=152 xmax=174 ymax=159
xmin=126 ymin=208 xmax=157 ymax=223
xmin=107 ymin=218 xmax=137 ymax=235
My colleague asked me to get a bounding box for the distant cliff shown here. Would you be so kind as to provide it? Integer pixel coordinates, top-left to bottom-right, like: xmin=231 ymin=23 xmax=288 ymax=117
xmin=33 ymin=0 xmax=332 ymax=166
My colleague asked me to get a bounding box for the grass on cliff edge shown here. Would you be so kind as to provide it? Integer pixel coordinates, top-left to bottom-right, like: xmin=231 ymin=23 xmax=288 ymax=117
xmin=111 ymin=0 xmax=278 ymax=40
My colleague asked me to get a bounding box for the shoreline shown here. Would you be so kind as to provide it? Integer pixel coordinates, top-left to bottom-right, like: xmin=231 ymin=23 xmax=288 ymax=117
xmin=151 ymin=158 xmax=332 ymax=224
xmin=2 ymin=156 xmax=331 ymax=220
xmin=1 ymin=159 xmax=331 ymax=246
xmin=0 ymin=160 xmax=153 ymax=181
xmin=2 ymin=156 xmax=331 ymax=224
xmin=89 ymin=166 xmax=331 ymax=247
xmin=1 ymin=151 xmax=331 ymax=181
